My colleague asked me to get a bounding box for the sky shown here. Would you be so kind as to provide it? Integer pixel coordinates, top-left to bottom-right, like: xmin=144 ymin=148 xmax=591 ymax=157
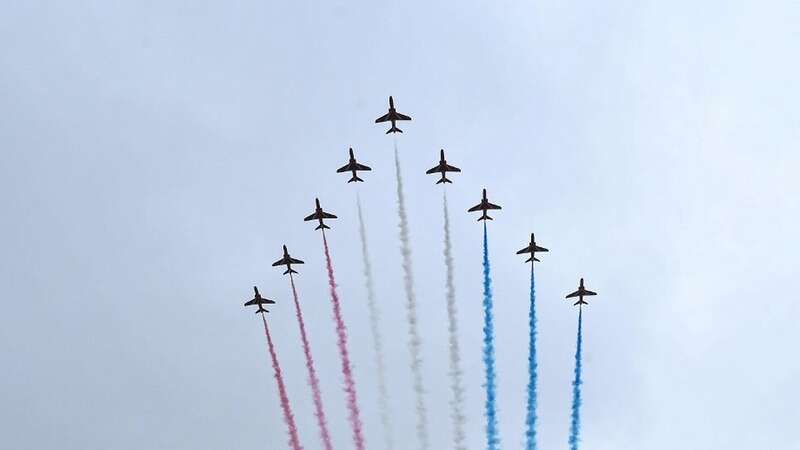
xmin=1 ymin=1 xmax=799 ymax=449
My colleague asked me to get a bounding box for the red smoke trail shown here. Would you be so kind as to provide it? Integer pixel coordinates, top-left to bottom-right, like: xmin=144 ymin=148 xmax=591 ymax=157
xmin=289 ymin=274 xmax=334 ymax=450
xmin=321 ymin=230 xmax=366 ymax=450
xmin=261 ymin=314 xmax=304 ymax=450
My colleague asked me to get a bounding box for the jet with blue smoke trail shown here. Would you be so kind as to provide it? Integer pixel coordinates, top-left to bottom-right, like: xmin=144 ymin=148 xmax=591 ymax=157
xmin=468 ymin=189 xmax=502 ymax=221
xmin=470 ymin=190 xmax=502 ymax=450
xmin=566 ymin=278 xmax=597 ymax=307
xmin=517 ymin=233 xmax=548 ymax=450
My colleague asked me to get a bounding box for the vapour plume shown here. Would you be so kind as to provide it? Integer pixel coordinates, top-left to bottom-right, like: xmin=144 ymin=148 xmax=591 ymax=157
xmin=356 ymin=195 xmax=394 ymax=450
xmin=288 ymin=274 xmax=334 ymax=450
xmin=443 ymin=191 xmax=467 ymax=450
xmin=261 ymin=314 xmax=304 ymax=450
xmin=394 ymin=139 xmax=430 ymax=450
xmin=321 ymin=231 xmax=366 ymax=450
xmin=482 ymin=222 xmax=501 ymax=450
xmin=525 ymin=265 xmax=538 ymax=450
xmin=568 ymin=309 xmax=584 ymax=450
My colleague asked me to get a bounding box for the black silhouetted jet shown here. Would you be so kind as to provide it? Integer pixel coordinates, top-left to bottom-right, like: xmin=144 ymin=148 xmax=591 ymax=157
xmin=426 ymin=149 xmax=461 ymax=184
xmin=272 ymin=245 xmax=304 ymax=275
xmin=468 ymin=188 xmax=502 ymax=221
xmin=336 ymin=148 xmax=372 ymax=183
xmin=566 ymin=278 xmax=597 ymax=307
xmin=244 ymin=286 xmax=276 ymax=314
xmin=516 ymin=233 xmax=549 ymax=263
xmin=375 ymin=96 xmax=412 ymax=134
xmin=304 ymin=198 xmax=337 ymax=230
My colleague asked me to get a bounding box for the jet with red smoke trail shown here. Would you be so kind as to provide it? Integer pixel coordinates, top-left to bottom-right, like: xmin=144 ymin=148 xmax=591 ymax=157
xmin=516 ymin=233 xmax=549 ymax=263
xmin=468 ymin=188 xmax=502 ymax=221
xmin=336 ymin=148 xmax=372 ymax=183
xmin=566 ymin=278 xmax=597 ymax=306
xmin=273 ymin=245 xmax=305 ymax=275
xmin=244 ymin=286 xmax=276 ymax=314
xmin=426 ymin=149 xmax=461 ymax=184
xmin=304 ymin=198 xmax=338 ymax=230
xmin=375 ymin=96 xmax=412 ymax=134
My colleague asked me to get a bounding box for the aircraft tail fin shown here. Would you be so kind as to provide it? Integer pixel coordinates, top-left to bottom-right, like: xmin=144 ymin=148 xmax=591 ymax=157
xmin=478 ymin=214 xmax=493 ymax=221
xmin=348 ymin=175 xmax=364 ymax=183
xmin=386 ymin=126 xmax=403 ymax=134
xmin=256 ymin=307 xmax=269 ymax=314
xmin=315 ymin=223 xmax=331 ymax=230
xmin=574 ymin=299 xmax=588 ymax=306
xmin=283 ymin=268 xmax=298 ymax=275
xmin=436 ymin=177 xmax=452 ymax=184
xmin=525 ymin=256 xmax=540 ymax=263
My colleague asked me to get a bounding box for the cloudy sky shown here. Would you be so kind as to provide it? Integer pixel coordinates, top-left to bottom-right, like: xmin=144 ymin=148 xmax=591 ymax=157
xmin=2 ymin=1 xmax=799 ymax=449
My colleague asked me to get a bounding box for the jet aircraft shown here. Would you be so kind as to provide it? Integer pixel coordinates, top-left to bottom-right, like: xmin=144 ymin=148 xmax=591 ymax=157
xmin=516 ymin=233 xmax=549 ymax=263
xmin=375 ymin=96 xmax=412 ymax=134
xmin=244 ymin=286 xmax=276 ymax=314
xmin=566 ymin=278 xmax=597 ymax=306
xmin=336 ymin=148 xmax=372 ymax=183
xmin=467 ymin=188 xmax=502 ymax=221
xmin=304 ymin=198 xmax=337 ymax=230
xmin=425 ymin=149 xmax=461 ymax=184
xmin=272 ymin=245 xmax=304 ymax=275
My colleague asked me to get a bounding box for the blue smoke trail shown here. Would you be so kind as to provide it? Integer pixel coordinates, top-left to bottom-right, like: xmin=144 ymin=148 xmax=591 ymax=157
xmin=524 ymin=264 xmax=538 ymax=450
xmin=482 ymin=222 xmax=500 ymax=450
xmin=568 ymin=309 xmax=583 ymax=450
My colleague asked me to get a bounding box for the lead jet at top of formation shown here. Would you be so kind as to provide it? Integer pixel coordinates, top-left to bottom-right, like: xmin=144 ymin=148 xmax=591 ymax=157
xmin=516 ymin=233 xmax=549 ymax=263
xmin=375 ymin=96 xmax=412 ymax=134
xmin=566 ymin=278 xmax=597 ymax=307
xmin=468 ymin=188 xmax=502 ymax=221
xmin=304 ymin=198 xmax=337 ymax=230
xmin=336 ymin=148 xmax=372 ymax=183
xmin=244 ymin=286 xmax=276 ymax=314
xmin=272 ymin=245 xmax=304 ymax=275
xmin=425 ymin=149 xmax=461 ymax=184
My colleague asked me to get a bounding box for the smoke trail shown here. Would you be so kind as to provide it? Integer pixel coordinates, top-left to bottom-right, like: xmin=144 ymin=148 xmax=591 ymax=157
xmin=482 ymin=222 xmax=500 ymax=450
xmin=261 ymin=314 xmax=304 ymax=450
xmin=568 ymin=309 xmax=584 ymax=450
xmin=288 ymin=274 xmax=334 ymax=450
xmin=443 ymin=191 xmax=467 ymax=450
xmin=356 ymin=195 xmax=394 ymax=450
xmin=525 ymin=265 xmax=538 ymax=450
xmin=394 ymin=140 xmax=430 ymax=450
xmin=321 ymin=231 xmax=366 ymax=450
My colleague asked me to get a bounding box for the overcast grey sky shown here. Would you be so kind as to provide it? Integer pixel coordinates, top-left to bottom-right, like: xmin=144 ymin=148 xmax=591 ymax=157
xmin=2 ymin=1 xmax=799 ymax=449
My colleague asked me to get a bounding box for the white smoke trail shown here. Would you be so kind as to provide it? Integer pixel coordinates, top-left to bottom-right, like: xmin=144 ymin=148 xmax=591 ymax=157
xmin=443 ymin=191 xmax=467 ymax=450
xmin=356 ymin=194 xmax=394 ymax=450
xmin=394 ymin=140 xmax=430 ymax=450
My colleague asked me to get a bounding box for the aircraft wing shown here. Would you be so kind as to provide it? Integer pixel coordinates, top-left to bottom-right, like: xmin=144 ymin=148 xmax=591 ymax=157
xmin=336 ymin=163 xmax=353 ymax=173
xmin=321 ymin=212 xmax=338 ymax=219
xmin=272 ymin=257 xmax=288 ymax=266
xmin=516 ymin=246 xmax=532 ymax=254
xmin=244 ymin=299 xmax=260 ymax=306
xmin=535 ymin=245 xmax=549 ymax=252
xmin=289 ymin=257 xmax=304 ymax=264
xmin=354 ymin=163 xmax=372 ymax=171
xmin=468 ymin=204 xmax=483 ymax=212
xmin=566 ymin=290 xmax=581 ymax=299
xmin=486 ymin=202 xmax=502 ymax=210
xmin=584 ymin=290 xmax=597 ymax=296
xmin=444 ymin=164 xmax=461 ymax=173
xmin=304 ymin=212 xmax=319 ymax=221
xmin=395 ymin=112 xmax=412 ymax=121
xmin=426 ymin=165 xmax=443 ymax=174
xmin=375 ymin=112 xmax=391 ymax=123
